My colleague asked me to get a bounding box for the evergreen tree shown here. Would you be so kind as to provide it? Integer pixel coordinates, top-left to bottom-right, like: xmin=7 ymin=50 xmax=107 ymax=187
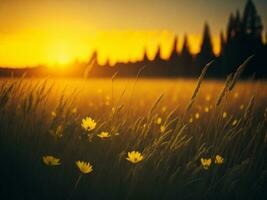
xmin=226 ymin=13 xmax=235 ymax=42
xmin=195 ymin=23 xmax=215 ymax=75
xmin=143 ymin=48 xmax=150 ymax=63
xmin=242 ymin=0 xmax=263 ymax=41
xmin=219 ymin=31 xmax=225 ymax=57
xmin=234 ymin=10 xmax=242 ymax=38
xmin=152 ymin=45 xmax=165 ymax=76
xmin=181 ymin=35 xmax=193 ymax=77
xmin=169 ymin=36 xmax=179 ymax=61
xmin=168 ymin=35 xmax=180 ymax=77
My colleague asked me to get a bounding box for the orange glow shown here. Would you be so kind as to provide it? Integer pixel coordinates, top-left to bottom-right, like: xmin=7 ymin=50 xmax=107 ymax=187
xmin=0 ymin=1 xmax=222 ymax=68
xmin=0 ymin=30 xmax=220 ymax=68
xmin=0 ymin=0 xmax=262 ymax=68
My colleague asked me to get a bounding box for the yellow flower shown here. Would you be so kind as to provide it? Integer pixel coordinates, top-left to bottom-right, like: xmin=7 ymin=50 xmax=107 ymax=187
xmin=112 ymin=107 xmax=115 ymax=114
xmin=204 ymin=107 xmax=209 ymax=113
xmin=161 ymin=106 xmax=167 ymax=113
xmin=223 ymin=112 xmax=227 ymax=118
xmin=232 ymin=119 xmax=238 ymax=126
xmin=160 ymin=125 xmax=166 ymax=133
xmin=72 ymin=108 xmax=77 ymax=113
xmin=76 ymin=161 xmax=93 ymax=174
xmin=205 ymin=94 xmax=211 ymax=101
xmin=56 ymin=125 xmax=63 ymax=138
xmin=200 ymin=158 xmax=212 ymax=170
xmin=97 ymin=131 xmax=111 ymax=139
xmin=215 ymin=155 xmax=224 ymax=165
xmin=81 ymin=117 xmax=96 ymax=132
xmin=51 ymin=111 xmax=57 ymax=118
xmin=43 ymin=155 xmax=61 ymax=166
xmin=189 ymin=117 xmax=193 ymax=123
xmin=156 ymin=117 xmax=162 ymax=125
xmin=195 ymin=112 xmax=200 ymax=119
xmin=126 ymin=151 xmax=144 ymax=164
xmin=49 ymin=124 xmax=64 ymax=139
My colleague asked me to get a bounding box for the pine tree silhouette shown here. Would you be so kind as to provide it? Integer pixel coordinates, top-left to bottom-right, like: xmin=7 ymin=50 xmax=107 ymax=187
xmin=221 ymin=0 xmax=265 ymax=78
xmin=153 ymin=45 xmax=165 ymax=76
xmin=242 ymin=0 xmax=263 ymax=41
xmin=181 ymin=35 xmax=193 ymax=77
xmin=168 ymin=35 xmax=180 ymax=77
xmin=219 ymin=31 xmax=225 ymax=57
xmin=195 ymin=23 xmax=215 ymax=76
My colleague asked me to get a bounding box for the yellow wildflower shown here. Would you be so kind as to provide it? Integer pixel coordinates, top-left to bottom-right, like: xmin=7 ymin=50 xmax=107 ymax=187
xmin=55 ymin=125 xmax=63 ymax=138
xmin=204 ymin=107 xmax=209 ymax=113
xmin=200 ymin=158 xmax=212 ymax=170
xmin=42 ymin=155 xmax=61 ymax=166
xmin=112 ymin=107 xmax=115 ymax=114
xmin=51 ymin=111 xmax=57 ymax=118
xmin=76 ymin=161 xmax=93 ymax=174
xmin=189 ymin=118 xmax=193 ymax=123
xmin=205 ymin=94 xmax=211 ymax=101
xmin=161 ymin=106 xmax=167 ymax=113
xmin=97 ymin=131 xmax=111 ymax=139
xmin=81 ymin=117 xmax=96 ymax=132
xmin=160 ymin=125 xmax=166 ymax=133
xmin=232 ymin=119 xmax=238 ymax=126
xmin=215 ymin=155 xmax=224 ymax=165
xmin=72 ymin=108 xmax=77 ymax=113
xmin=195 ymin=112 xmax=200 ymax=119
xmin=156 ymin=117 xmax=162 ymax=125
xmin=126 ymin=151 xmax=144 ymax=164
xmin=49 ymin=124 xmax=63 ymax=139
xmin=223 ymin=112 xmax=227 ymax=118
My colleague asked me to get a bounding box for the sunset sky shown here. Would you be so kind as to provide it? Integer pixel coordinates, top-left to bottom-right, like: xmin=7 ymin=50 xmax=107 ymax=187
xmin=0 ymin=0 xmax=266 ymax=67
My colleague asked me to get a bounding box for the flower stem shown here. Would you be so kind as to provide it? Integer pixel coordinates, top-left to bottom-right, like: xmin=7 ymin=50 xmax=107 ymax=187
xmin=67 ymin=174 xmax=82 ymax=200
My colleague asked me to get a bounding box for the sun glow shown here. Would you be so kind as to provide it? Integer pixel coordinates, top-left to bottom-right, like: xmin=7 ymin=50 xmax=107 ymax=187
xmin=0 ymin=1 xmax=221 ymax=68
xmin=0 ymin=30 xmax=220 ymax=68
xmin=49 ymin=42 xmax=75 ymax=65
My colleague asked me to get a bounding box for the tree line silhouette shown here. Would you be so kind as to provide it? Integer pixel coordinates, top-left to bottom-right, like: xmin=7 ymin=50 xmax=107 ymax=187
xmin=0 ymin=0 xmax=266 ymax=78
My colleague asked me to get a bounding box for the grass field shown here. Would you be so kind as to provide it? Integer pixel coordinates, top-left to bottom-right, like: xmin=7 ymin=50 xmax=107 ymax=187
xmin=0 ymin=75 xmax=267 ymax=199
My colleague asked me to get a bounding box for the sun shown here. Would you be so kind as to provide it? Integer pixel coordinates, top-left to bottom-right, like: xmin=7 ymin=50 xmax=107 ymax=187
xmin=47 ymin=40 xmax=75 ymax=66
xmin=57 ymin=53 xmax=72 ymax=65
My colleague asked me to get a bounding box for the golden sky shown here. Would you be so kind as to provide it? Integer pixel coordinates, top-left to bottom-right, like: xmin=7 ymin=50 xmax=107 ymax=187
xmin=0 ymin=0 xmax=265 ymax=67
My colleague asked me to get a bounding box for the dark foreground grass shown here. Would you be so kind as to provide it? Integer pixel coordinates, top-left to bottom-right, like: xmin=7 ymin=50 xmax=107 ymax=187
xmin=0 ymin=71 xmax=267 ymax=199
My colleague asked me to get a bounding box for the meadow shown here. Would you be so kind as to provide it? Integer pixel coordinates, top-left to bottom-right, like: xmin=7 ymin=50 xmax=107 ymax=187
xmin=0 ymin=68 xmax=267 ymax=199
